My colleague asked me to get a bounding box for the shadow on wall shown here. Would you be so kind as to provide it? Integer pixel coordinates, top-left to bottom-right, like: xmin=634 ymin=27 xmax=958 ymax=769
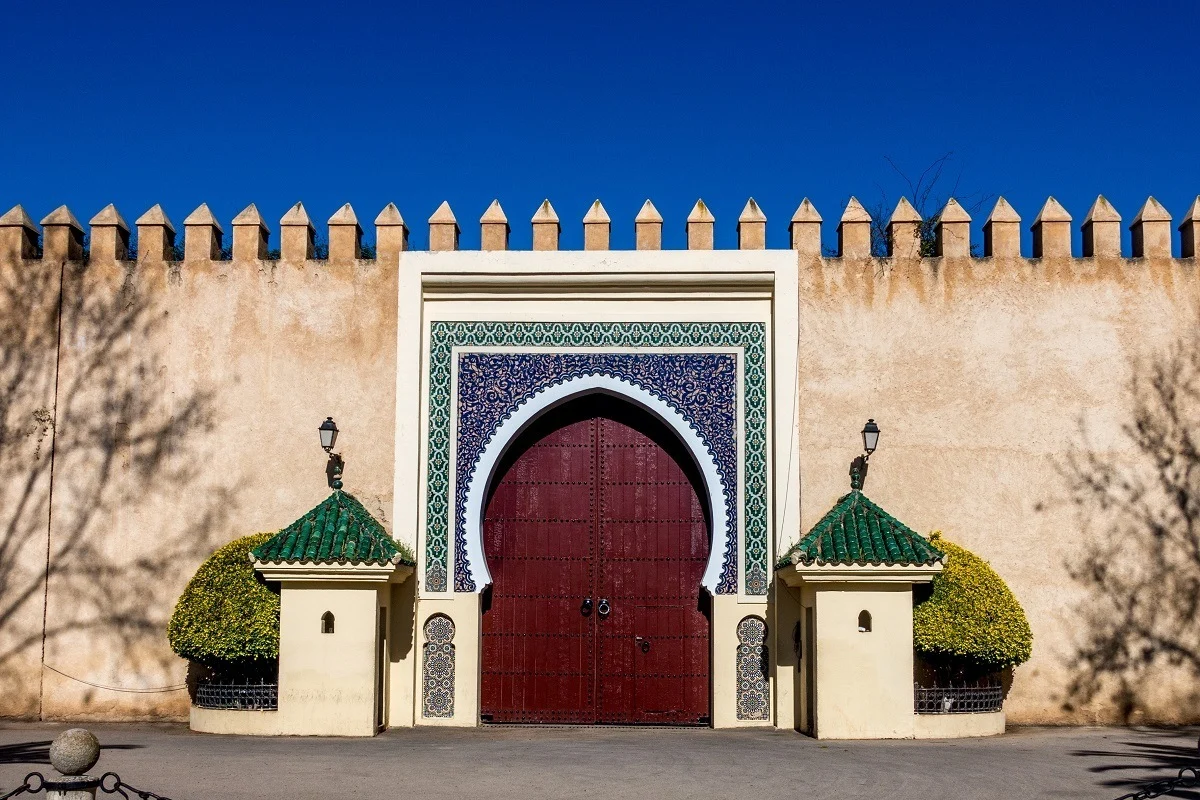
xmin=0 ymin=256 xmax=226 ymax=716
xmin=1071 ymin=729 xmax=1200 ymax=797
xmin=1058 ymin=319 xmax=1200 ymax=722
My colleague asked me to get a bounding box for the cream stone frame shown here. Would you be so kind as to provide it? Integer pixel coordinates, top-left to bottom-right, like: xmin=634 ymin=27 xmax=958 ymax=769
xmin=393 ymin=249 xmax=801 ymax=729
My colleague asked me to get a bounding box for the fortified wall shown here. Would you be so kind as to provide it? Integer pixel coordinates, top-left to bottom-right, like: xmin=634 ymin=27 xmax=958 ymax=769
xmin=1 ymin=193 xmax=1198 ymax=726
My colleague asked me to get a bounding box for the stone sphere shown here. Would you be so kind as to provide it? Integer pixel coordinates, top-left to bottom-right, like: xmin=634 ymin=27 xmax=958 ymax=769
xmin=49 ymin=728 xmax=100 ymax=776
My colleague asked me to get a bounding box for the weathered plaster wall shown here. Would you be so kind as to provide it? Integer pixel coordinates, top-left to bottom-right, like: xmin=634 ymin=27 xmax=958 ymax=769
xmin=0 ymin=217 xmax=399 ymax=720
xmin=0 ymin=256 xmax=61 ymax=718
xmin=796 ymin=252 xmax=1200 ymax=725
xmin=3 ymin=197 xmax=1199 ymax=728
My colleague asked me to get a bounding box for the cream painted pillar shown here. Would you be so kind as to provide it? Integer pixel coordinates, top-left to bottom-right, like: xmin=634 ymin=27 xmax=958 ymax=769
xmin=387 ymin=577 xmax=418 ymax=728
xmin=259 ymin=562 xmax=412 ymax=737
xmin=711 ymin=595 xmax=771 ymax=728
xmin=813 ymin=583 xmax=915 ymax=739
xmin=773 ymin=581 xmax=805 ymax=732
xmin=414 ymin=594 xmax=481 ymax=726
xmin=276 ymin=583 xmax=385 ymax=736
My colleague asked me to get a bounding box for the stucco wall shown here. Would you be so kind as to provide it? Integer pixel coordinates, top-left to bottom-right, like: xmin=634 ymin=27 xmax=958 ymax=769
xmin=3 ymin=201 xmax=1198 ymax=727
xmin=796 ymin=252 xmax=1200 ymax=724
xmin=0 ymin=235 xmax=399 ymax=720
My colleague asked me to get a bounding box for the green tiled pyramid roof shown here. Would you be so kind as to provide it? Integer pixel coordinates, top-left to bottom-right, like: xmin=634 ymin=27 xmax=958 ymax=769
xmin=776 ymin=490 xmax=944 ymax=568
xmin=253 ymin=491 xmax=413 ymax=566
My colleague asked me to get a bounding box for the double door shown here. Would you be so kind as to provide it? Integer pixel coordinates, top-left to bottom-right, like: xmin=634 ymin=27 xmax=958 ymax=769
xmin=480 ymin=399 xmax=710 ymax=725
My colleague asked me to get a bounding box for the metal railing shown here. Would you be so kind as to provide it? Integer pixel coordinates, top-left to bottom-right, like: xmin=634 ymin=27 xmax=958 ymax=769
xmin=914 ymin=683 xmax=1003 ymax=714
xmin=194 ymin=678 xmax=278 ymax=711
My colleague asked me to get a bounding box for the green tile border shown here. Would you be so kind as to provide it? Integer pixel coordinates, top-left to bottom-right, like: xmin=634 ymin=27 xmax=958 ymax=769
xmin=424 ymin=321 xmax=768 ymax=595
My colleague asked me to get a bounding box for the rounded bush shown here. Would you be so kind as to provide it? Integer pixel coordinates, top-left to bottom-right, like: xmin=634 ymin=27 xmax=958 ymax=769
xmin=913 ymin=532 xmax=1033 ymax=670
xmin=167 ymin=532 xmax=279 ymax=671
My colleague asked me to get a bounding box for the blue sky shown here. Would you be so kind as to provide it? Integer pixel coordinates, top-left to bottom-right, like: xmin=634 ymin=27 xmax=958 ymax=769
xmin=2 ymin=0 xmax=1196 ymax=253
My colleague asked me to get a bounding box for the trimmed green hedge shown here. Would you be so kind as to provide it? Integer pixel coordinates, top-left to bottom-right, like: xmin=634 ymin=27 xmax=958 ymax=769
xmin=167 ymin=532 xmax=280 ymax=670
xmin=913 ymin=532 xmax=1032 ymax=670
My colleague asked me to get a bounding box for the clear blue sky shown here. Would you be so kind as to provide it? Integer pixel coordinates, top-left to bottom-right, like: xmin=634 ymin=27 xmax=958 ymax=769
xmin=3 ymin=0 xmax=1196 ymax=253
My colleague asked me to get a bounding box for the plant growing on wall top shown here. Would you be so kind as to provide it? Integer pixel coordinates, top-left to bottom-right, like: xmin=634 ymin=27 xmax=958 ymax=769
xmin=167 ymin=531 xmax=280 ymax=673
xmin=863 ymin=152 xmax=993 ymax=257
xmin=913 ymin=531 xmax=1033 ymax=675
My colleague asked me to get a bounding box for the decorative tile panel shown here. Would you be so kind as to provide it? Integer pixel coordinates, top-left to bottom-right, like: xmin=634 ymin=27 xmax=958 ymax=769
xmin=455 ymin=352 xmax=737 ymax=593
xmin=424 ymin=322 xmax=768 ymax=595
xmin=422 ymin=614 xmax=455 ymax=718
xmin=736 ymin=616 xmax=770 ymax=720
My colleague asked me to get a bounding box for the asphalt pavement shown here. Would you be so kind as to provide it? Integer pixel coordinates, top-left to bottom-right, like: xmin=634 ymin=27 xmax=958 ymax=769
xmin=1 ymin=722 xmax=1197 ymax=800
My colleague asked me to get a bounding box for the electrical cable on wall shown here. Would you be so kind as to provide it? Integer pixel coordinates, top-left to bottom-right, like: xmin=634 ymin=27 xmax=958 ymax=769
xmin=43 ymin=664 xmax=186 ymax=694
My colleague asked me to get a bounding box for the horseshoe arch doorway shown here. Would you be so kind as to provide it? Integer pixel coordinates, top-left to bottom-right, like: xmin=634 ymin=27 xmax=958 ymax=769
xmin=479 ymin=394 xmax=712 ymax=725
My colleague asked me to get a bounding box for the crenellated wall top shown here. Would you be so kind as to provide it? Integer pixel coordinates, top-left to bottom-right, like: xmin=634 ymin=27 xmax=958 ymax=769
xmin=1 ymin=195 xmax=1198 ymax=266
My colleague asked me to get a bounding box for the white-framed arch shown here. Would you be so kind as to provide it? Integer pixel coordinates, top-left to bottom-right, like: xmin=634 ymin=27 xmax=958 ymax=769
xmin=460 ymin=373 xmax=732 ymax=593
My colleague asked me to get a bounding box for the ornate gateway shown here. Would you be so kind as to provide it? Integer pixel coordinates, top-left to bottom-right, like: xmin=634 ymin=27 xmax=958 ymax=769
xmin=479 ymin=398 xmax=711 ymax=724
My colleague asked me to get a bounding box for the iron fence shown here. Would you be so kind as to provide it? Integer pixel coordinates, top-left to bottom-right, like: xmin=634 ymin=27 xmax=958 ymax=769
xmin=0 ymin=773 xmax=171 ymax=800
xmin=194 ymin=679 xmax=278 ymax=711
xmin=914 ymin=684 xmax=1003 ymax=714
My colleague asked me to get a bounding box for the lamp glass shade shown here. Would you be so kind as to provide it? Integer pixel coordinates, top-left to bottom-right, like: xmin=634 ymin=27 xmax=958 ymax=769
xmin=318 ymin=417 xmax=339 ymax=452
xmin=861 ymin=419 xmax=880 ymax=454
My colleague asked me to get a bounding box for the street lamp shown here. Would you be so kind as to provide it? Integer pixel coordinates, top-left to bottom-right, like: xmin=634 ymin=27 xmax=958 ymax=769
xmin=861 ymin=419 xmax=880 ymax=459
xmin=318 ymin=417 xmax=339 ymax=453
xmin=318 ymin=417 xmax=344 ymax=490
xmin=851 ymin=419 xmax=880 ymax=492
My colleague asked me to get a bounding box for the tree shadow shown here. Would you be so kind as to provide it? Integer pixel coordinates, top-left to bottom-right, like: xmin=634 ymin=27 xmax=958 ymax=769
xmin=0 ymin=253 xmax=227 ymax=716
xmin=0 ymin=739 xmax=144 ymax=766
xmin=1057 ymin=319 xmax=1200 ymax=721
xmin=1071 ymin=729 xmax=1200 ymax=797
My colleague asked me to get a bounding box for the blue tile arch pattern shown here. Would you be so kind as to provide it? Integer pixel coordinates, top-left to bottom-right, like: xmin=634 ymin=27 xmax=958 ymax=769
xmin=455 ymin=352 xmax=737 ymax=593
xmin=423 ymin=321 xmax=769 ymax=596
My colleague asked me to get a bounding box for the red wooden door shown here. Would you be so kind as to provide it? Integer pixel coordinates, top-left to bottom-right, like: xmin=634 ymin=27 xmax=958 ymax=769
xmin=481 ymin=398 xmax=710 ymax=725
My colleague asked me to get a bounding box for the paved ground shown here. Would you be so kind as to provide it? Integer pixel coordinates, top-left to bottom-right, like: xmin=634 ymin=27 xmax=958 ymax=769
xmin=1 ymin=723 xmax=1198 ymax=800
